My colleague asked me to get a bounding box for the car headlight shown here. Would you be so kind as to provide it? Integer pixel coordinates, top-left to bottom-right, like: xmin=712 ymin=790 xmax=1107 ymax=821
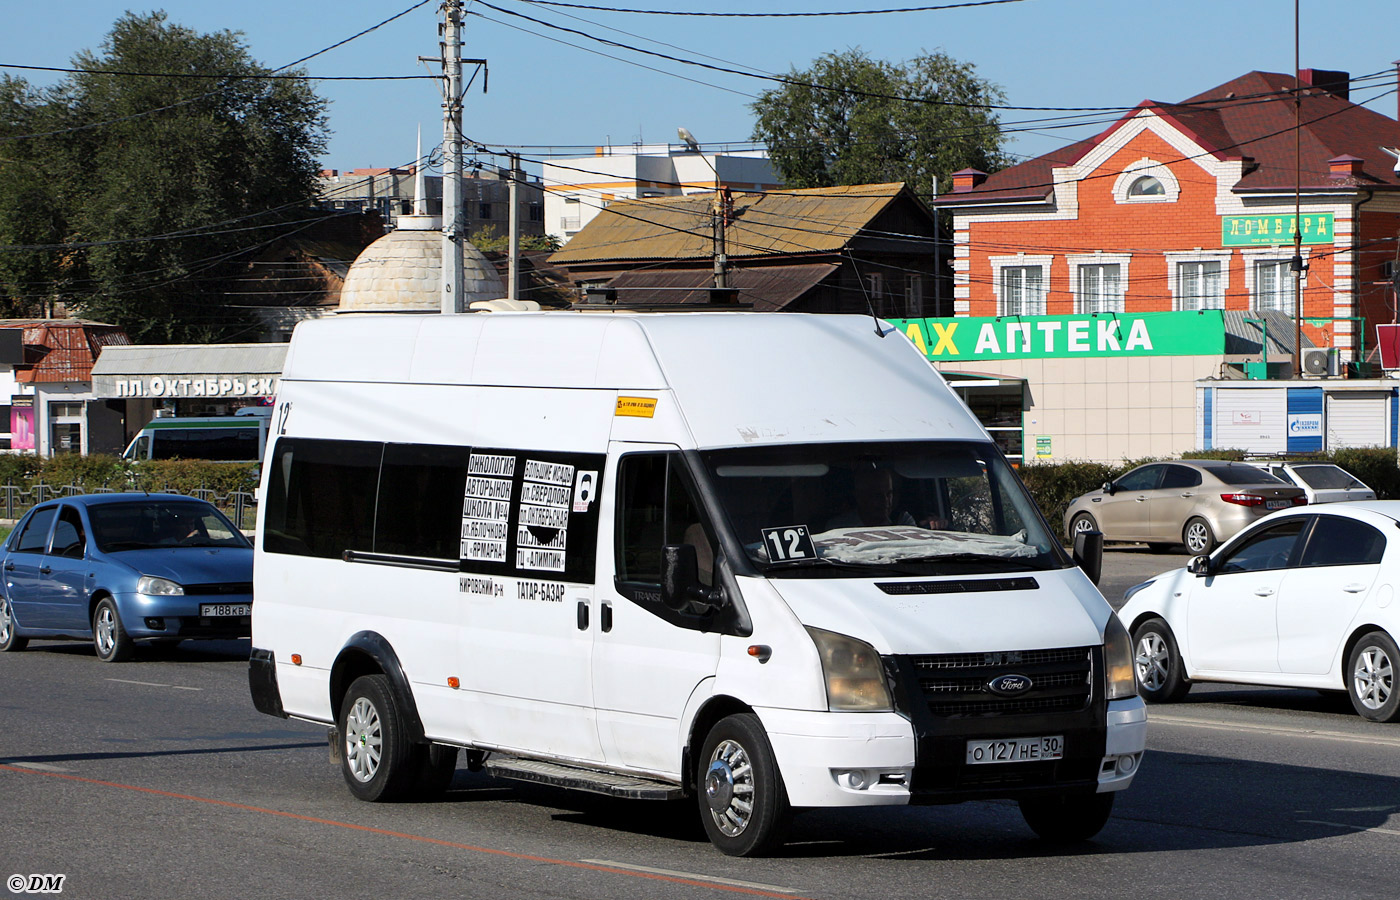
xmin=137 ymin=576 xmax=184 ymax=596
xmin=806 ymin=626 xmax=892 ymax=712
xmin=1122 ymin=579 xmax=1155 ymax=604
xmin=1103 ymin=612 xmax=1136 ymax=700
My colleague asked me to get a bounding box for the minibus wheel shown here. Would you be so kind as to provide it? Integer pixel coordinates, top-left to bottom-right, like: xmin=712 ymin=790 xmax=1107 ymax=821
xmin=339 ymin=674 xmax=417 ymax=801
xmin=1018 ymin=790 xmax=1114 ymax=842
xmin=697 ymin=714 xmax=790 ymax=857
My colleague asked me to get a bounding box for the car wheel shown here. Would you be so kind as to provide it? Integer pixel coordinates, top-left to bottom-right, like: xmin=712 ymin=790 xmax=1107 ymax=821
xmin=1069 ymin=512 xmax=1099 ymax=542
xmin=1182 ymin=517 xmax=1216 ymax=555
xmin=0 ymin=597 xmax=28 ymax=652
xmin=1019 ymin=791 xmax=1115 ymax=842
xmin=92 ymin=598 xmax=134 ymax=663
xmin=697 ymin=713 xmax=790 ymax=857
xmin=339 ymin=674 xmax=422 ymax=802
xmin=1132 ymin=617 xmax=1191 ymax=703
xmin=411 ymin=743 xmax=459 ymax=800
xmin=1347 ymin=631 xmax=1399 ymax=723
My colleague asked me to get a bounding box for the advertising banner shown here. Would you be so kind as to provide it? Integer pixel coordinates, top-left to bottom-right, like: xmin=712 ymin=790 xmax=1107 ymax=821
xmin=891 ymin=310 xmax=1225 ymax=362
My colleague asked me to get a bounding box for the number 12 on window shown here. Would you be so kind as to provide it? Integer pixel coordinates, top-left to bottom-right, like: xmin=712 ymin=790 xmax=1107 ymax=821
xmin=761 ymin=525 xmax=816 ymax=562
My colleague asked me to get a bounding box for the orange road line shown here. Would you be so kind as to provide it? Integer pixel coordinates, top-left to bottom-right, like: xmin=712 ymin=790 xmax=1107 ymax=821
xmin=0 ymin=763 xmax=810 ymax=899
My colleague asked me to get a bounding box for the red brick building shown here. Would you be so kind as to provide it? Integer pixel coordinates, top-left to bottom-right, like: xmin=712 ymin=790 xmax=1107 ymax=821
xmin=936 ymin=67 xmax=1400 ymax=373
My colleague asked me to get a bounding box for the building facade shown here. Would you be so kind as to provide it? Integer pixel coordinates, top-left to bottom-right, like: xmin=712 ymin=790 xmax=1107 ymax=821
xmin=319 ymin=166 xmax=545 ymax=238
xmin=543 ymin=143 xmax=780 ymax=245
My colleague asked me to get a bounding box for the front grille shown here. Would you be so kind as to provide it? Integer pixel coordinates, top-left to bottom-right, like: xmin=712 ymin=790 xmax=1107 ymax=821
xmin=900 ymin=646 xmax=1093 ymax=718
xmin=876 ymin=577 xmax=1039 ymax=595
xmin=183 ymin=582 xmax=254 ymax=596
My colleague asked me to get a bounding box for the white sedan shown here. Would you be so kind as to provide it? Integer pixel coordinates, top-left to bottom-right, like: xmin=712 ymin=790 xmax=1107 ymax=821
xmin=1118 ymin=501 xmax=1399 ymax=722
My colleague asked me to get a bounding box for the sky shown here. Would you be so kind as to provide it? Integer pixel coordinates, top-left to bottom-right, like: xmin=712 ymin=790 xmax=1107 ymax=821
xmin=3 ymin=0 xmax=1398 ymax=183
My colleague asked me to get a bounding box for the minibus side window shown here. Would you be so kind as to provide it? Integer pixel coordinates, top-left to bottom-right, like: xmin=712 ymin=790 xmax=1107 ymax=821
xmin=375 ymin=443 xmax=474 ymax=560
xmin=616 ymin=454 xmax=715 ymax=589
xmin=263 ymin=438 xmax=382 ymax=558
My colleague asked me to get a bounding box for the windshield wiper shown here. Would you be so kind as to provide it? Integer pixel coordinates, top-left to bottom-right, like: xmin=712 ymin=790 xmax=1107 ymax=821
xmin=760 ymin=556 xmax=914 ymax=575
xmin=895 ymin=552 xmax=1047 ymax=570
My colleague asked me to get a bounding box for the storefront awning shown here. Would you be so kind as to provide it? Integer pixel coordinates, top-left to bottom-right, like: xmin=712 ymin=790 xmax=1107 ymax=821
xmin=90 ymin=343 xmax=287 ymax=399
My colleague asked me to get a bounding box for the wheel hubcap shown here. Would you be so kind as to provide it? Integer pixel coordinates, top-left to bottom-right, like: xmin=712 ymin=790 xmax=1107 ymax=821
xmin=1353 ymin=646 xmax=1394 ymax=711
xmin=95 ymin=607 xmax=115 ymax=655
xmin=704 ymin=739 xmax=755 ymax=837
xmin=1135 ymin=633 xmax=1168 ymax=692
xmin=1186 ymin=524 xmax=1206 ymax=551
xmin=344 ymin=697 xmax=383 ymax=783
xmin=0 ymin=599 xmax=12 ymax=643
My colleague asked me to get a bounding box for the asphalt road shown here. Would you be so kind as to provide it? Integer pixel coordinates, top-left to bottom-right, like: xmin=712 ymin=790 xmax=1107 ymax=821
xmin=3 ymin=556 xmax=1398 ymax=900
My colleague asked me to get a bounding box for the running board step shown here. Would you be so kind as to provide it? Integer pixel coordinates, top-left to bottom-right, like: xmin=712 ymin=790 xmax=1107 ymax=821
xmin=484 ymin=757 xmax=684 ymax=801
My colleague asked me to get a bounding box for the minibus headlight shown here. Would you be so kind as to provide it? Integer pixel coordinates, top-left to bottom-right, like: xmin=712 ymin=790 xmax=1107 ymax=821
xmin=137 ymin=576 xmax=184 ymax=596
xmin=1104 ymin=612 xmax=1136 ymax=700
xmin=806 ymin=626 xmax=892 ymax=712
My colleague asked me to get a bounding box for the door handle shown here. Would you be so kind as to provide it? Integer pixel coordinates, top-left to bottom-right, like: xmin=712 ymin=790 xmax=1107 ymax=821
xmin=1135 ymin=497 xmax=1147 ymax=502
xmin=3 ymin=563 xmax=13 ymax=571
xmin=576 ymin=600 xmax=589 ymax=631
xmin=1343 ymin=583 xmax=1367 ymax=593
xmin=1253 ymin=587 xmax=1274 ymax=597
xmin=1180 ymin=493 xmax=1194 ymax=498
xmin=39 ymin=566 xmax=51 ymax=575
xmin=600 ymin=601 xmax=613 ymax=633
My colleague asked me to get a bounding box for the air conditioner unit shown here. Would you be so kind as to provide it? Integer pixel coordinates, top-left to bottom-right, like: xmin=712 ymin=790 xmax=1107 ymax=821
xmin=1301 ymin=347 xmax=1338 ymax=377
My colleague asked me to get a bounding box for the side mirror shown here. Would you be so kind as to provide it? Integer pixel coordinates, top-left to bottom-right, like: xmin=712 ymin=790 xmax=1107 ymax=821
xmin=1101 ymin=481 xmax=1115 ymax=495
xmin=1187 ymin=555 xmax=1212 ymax=577
xmin=1072 ymin=529 xmax=1104 ymax=586
xmin=661 ymin=544 xmax=721 ymax=613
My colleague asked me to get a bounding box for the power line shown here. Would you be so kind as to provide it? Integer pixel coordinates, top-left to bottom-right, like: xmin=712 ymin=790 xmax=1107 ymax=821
xmin=521 ymin=0 xmax=1029 ymax=16
xmin=0 ymin=63 xmax=435 ymax=82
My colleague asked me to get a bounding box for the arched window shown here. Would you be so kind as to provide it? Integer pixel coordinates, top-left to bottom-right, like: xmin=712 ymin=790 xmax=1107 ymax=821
xmin=1128 ymin=175 xmax=1165 ymax=197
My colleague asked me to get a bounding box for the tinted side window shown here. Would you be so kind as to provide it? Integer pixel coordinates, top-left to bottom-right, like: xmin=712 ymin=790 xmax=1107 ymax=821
xmin=51 ymin=506 xmax=86 ymax=559
xmin=1216 ymin=519 xmax=1306 ymax=574
xmin=1116 ymin=466 xmax=1163 ymax=492
xmin=616 ymin=454 xmax=715 ymax=588
xmin=375 ymin=443 xmax=474 ymax=560
xmin=263 ymin=438 xmax=382 ymax=558
xmin=151 ymin=427 xmax=259 ymax=460
xmin=1160 ymin=465 xmax=1202 ymax=489
xmin=1299 ymin=517 xmax=1386 ymax=567
xmin=14 ymin=508 xmax=56 ymax=553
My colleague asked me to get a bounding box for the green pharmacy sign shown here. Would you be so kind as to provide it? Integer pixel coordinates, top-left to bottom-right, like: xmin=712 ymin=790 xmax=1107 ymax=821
xmin=1221 ymin=212 xmax=1334 ymax=246
xmin=892 ymin=311 xmax=1225 ymax=361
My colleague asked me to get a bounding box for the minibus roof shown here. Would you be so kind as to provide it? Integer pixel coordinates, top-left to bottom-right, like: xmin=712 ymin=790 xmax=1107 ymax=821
xmin=282 ymin=312 xmax=985 ymax=448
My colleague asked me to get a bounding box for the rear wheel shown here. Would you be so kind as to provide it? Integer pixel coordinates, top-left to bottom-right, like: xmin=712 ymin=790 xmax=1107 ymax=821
xmin=1182 ymin=517 xmax=1216 ymax=555
xmin=92 ymin=598 xmax=133 ymax=662
xmin=697 ymin=713 xmax=790 ymax=857
xmin=339 ymin=674 xmax=418 ymax=801
xmin=0 ymin=597 xmax=27 ymax=651
xmin=1347 ymin=631 xmax=1399 ymax=723
xmin=1019 ymin=791 xmax=1115 ymax=842
xmin=1132 ymin=617 xmax=1191 ymax=702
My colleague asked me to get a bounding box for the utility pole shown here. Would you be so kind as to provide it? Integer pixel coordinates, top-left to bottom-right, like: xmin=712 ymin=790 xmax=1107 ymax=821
xmin=508 ymin=152 xmax=520 ymax=302
xmin=1291 ymin=0 xmax=1304 ymax=375
xmin=440 ymin=0 xmax=464 ymax=315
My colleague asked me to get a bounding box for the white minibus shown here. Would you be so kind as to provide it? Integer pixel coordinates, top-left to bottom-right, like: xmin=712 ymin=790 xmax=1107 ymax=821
xmin=248 ymin=311 xmax=1144 ymax=856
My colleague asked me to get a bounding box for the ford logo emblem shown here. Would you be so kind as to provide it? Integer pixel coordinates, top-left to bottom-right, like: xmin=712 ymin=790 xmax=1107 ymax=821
xmin=987 ymin=674 xmax=1034 ymax=696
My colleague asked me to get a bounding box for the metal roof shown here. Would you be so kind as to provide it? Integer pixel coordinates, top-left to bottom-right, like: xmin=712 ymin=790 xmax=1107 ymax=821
xmin=550 ymin=183 xmax=911 ymax=265
xmin=1221 ymin=310 xmax=1316 ymax=356
xmin=604 ymin=262 xmax=840 ymax=310
xmin=90 ymin=343 xmax=288 ymax=377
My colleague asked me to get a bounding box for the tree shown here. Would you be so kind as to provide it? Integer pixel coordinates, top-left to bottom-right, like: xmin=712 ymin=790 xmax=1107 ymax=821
xmin=750 ymin=49 xmax=1012 ymax=203
xmin=469 ymin=225 xmax=562 ymax=253
xmin=0 ymin=12 xmax=328 ymax=341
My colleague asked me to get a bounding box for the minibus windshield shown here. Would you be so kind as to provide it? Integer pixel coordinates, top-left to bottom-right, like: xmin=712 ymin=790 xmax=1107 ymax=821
xmin=699 ymin=441 xmax=1068 ymax=576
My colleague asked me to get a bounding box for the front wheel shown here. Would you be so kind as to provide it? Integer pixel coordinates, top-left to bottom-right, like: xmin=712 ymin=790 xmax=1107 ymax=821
xmin=1132 ymin=617 xmax=1191 ymax=702
xmin=1347 ymin=631 xmax=1399 ymax=723
xmin=1182 ymin=517 xmax=1216 ymax=555
xmin=339 ymin=674 xmax=418 ymax=801
xmin=697 ymin=713 xmax=790 ymax=857
xmin=0 ymin=597 xmax=27 ymax=652
xmin=92 ymin=598 xmax=134 ymax=662
xmin=1019 ymin=791 xmax=1115 ymax=842
xmin=1069 ymin=512 xmax=1098 ymax=542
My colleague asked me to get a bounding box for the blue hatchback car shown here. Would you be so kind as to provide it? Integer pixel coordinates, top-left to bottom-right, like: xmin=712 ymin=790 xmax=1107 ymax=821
xmin=0 ymin=493 xmax=253 ymax=661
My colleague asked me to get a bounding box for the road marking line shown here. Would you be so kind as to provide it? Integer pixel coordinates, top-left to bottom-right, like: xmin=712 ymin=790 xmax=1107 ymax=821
xmin=0 ymin=764 xmax=811 ymax=900
xmin=1149 ymin=714 xmax=1400 ymax=747
xmin=580 ymin=860 xmax=798 ymax=893
xmin=5 ymin=762 xmax=74 ymax=773
xmin=105 ymin=678 xmax=202 ymax=691
xmin=1299 ymin=819 xmax=1400 ymax=837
